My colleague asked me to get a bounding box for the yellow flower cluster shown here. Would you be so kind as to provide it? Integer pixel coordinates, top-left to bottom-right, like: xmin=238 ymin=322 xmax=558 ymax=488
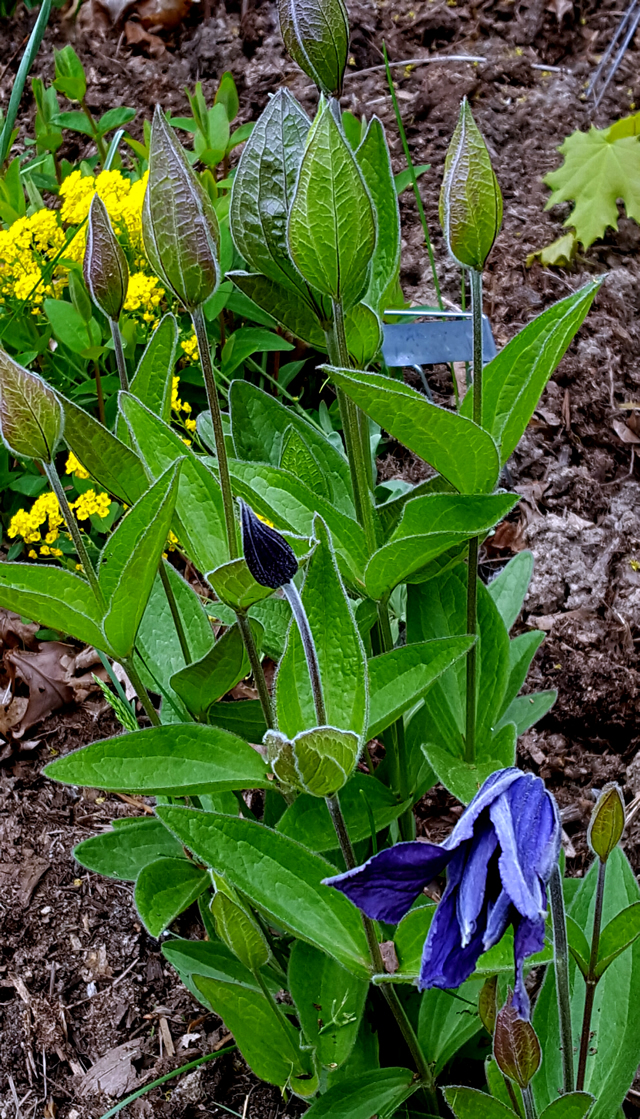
xmin=0 ymin=209 xmax=66 ymax=308
xmin=124 ymin=273 xmax=165 ymax=322
xmin=65 ymin=451 xmax=89 ymax=479
xmin=171 ymin=375 xmax=197 ymax=433
xmin=181 ymin=333 xmax=199 ymax=361
xmin=71 ymin=489 xmax=111 ymax=521
xmin=8 ymin=490 xmax=64 ymax=557
xmin=59 ymin=169 xmax=149 ymax=263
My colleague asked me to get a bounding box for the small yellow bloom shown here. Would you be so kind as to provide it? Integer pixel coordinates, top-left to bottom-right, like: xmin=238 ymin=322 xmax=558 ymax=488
xmin=124 ymin=272 xmax=165 ymax=317
xmin=66 ymin=451 xmax=89 ymax=479
xmin=180 ymin=333 xmax=199 ymax=361
xmin=71 ymin=489 xmax=111 ymax=520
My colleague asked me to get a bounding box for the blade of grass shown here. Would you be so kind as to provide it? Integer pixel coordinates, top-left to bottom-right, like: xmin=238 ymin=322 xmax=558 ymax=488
xmin=98 ymin=1045 xmax=238 ymax=1119
xmin=0 ymin=0 xmax=52 ymax=167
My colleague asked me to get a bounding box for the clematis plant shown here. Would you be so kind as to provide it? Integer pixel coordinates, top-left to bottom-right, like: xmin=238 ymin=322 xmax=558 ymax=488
xmin=0 ymin=0 xmax=639 ymax=1114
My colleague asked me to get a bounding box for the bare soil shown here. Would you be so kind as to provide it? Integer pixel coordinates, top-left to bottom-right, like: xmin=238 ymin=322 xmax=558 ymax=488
xmin=2 ymin=0 xmax=640 ymax=1114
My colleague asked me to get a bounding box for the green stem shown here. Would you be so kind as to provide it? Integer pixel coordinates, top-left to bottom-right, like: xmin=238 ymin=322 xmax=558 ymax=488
xmin=159 ymin=560 xmax=192 ymax=665
xmin=504 ymin=1077 xmax=524 ymax=1118
xmin=122 ymin=655 xmax=160 ymax=726
xmin=549 ymin=864 xmax=574 ymax=1094
xmin=80 ymin=97 xmax=108 ymax=164
xmin=282 ymin=581 xmax=326 ymax=725
xmin=377 ymin=600 xmax=414 ymax=839
xmin=253 ymin=965 xmax=297 ymax=1037
xmin=464 ymin=269 xmax=483 ymax=765
xmin=382 ymin=42 xmax=443 ymax=310
xmin=326 ymin=791 xmax=437 ymax=1108
xmin=110 ymin=318 xmax=129 ymax=392
xmin=576 ymin=857 xmax=606 ymax=1091
xmin=192 ymin=305 xmax=238 ymax=559
xmin=237 ymin=612 xmax=274 ymax=730
xmin=94 ymin=360 xmax=106 ymax=424
xmin=44 ymin=461 xmax=106 ymax=608
xmin=522 ymin=1086 xmax=538 ymax=1119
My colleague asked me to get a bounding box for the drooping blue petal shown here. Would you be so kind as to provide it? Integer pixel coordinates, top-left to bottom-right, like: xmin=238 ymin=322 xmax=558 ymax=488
xmin=442 ymin=768 xmax=523 ymax=850
xmin=490 ymin=779 xmax=549 ymax=922
xmin=482 ymin=888 xmax=512 ymax=951
xmin=420 ymin=848 xmax=489 ymax=990
xmin=512 ymin=912 xmax=547 ymax=1019
xmin=323 ymin=841 xmax=453 ymax=924
xmin=456 ymin=823 xmax=498 ymax=947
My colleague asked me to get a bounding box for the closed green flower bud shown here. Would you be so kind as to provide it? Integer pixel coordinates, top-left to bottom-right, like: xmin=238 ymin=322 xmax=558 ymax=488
xmin=278 ymin=0 xmax=349 ymax=97
xmin=494 ymin=995 xmax=541 ymax=1089
xmin=142 ymin=106 xmax=221 ymax=311
xmin=84 ymin=194 xmax=129 ymax=322
xmin=265 ymin=725 xmax=359 ymax=797
xmin=210 ymin=872 xmax=270 ymax=971
xmin=588 ymin=783 xmax=625 ymax=862
xmin=439 ymin=98 xmax=503 ymax=271
xmin=0 ymin=350 xmax=63 ymax=463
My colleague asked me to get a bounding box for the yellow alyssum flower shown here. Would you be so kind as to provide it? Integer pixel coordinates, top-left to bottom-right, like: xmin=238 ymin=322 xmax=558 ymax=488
xmin=65 ymin=451 xmax=89 ymax=479
xmin=181 ymin=333 xmax=199 ymax=361
xmin=71 ymin=489 xmax=111 ymax=521
xmin=8 ymin=491 xmax=64 ymax=546
xmin=123 ymin=272 xmax=165 ymax=321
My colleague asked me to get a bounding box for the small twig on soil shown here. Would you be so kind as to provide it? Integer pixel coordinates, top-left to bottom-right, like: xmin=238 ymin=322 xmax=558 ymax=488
xmin=8 ymin=1075 xmax=22 ymax=1119
xmin=346 ymin=53 xmax=487 ymax=76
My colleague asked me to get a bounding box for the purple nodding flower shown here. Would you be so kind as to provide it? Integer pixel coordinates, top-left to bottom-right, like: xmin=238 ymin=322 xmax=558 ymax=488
xmin=323 ymin=768 xmax=560 ymax=1019
xmin=240 ymin=500 xmax=299 ymax=589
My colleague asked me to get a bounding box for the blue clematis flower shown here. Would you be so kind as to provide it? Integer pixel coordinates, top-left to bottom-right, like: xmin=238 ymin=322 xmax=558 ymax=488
xmin=324 ymin=768 xmax=560 ymax=1018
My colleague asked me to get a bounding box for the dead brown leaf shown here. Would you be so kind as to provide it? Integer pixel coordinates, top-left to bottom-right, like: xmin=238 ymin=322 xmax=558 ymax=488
xmin=613 ymin=418 xmax=640 ymax=445
xmin=78 ymin=1040 xmax=141 ymax=1098
xmin=124 ymin=19 xmax=168 ymax=55
xmin=0 ymin=609 xmax=39 ymax=649
xmin=0 ymin=642 xmax=107 ymax=739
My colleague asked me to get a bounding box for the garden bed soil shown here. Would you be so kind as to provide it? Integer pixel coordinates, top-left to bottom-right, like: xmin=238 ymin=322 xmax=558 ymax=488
xmin=2 ymin=0 xmax=640 ymax=1114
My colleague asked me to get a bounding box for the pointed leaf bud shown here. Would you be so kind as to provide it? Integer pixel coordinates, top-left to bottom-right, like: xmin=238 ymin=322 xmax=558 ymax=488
xmin=142 ymin=106 xmax=221 ymax=311
xmin=0 ymin=351 xmax=63 ymax=463
xmin=210 ymin=872 xmax=271 ymax=971
xmin=494 ymin=994 xmax=541 ymax=1089
xmin=264 ymin=725 xmax=359 ymax=797
xmin=478 ymin=974 xmax=498 ymax=1036
xmin=84 ymin=194 xmax=129 ymax=322
xmin=588 ymin=783 xmax=625 ymax=862
xmin=439 ymin=98 xmax=503 ymax=271
xmin=277 ymin=0 xmax=349 ymax=97
xmin=241 ymin=501 xmax=298 ymax=589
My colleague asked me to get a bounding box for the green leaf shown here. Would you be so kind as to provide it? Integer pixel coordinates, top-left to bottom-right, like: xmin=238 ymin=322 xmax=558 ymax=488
xmin=171 ymin=622 xmax=253 ymax=720
xmin=422 ymin=745 xmax=511 ymax=805
xmin=302 ymin=1069 xmax=416 ymax=1119
xmin=499 ymin=630 xmax=545 ymax=716
xmin=0 ymin=563 xmax=103 ymax=648
xmin=533 ymin=848 xmax=640 ymax=1119
xmin=487 ymin=550 xmax=534 ymax=630
xmin=128 ymin=312 xmax=178 ymax=423
xmin=221 ymin=326 xmax=294 ymax=377
xmin=365 ymin=493 xmax=517 ymax=598
xmin=99 ymin=462 xmax=181 ymax=658
xmin=394 ymin=163 xmax=430 ymax=194
xmin=44 ymin=723 xmax=270 ymax=795
xmin=288 ymin=104 xmax=375 ymax=310
xmin=497 ymin=690 xmax=556 ymax=735
xmin=444 ymin=1087 xmax=515 ymax=1119
xmin=53 ymin=44 xmax=86 ymax=101
xmin=367 ymin=636 xmax=474 ymax=740
xmin=229 ymin=272 xmax=326 ymax=347
xmin=289 ymin=941 xmax=368 ymax=1069
xmin=59 ymin=394 xmax=149 ymax=505
xmin=276 ymin=772 xmax=408 ymax=851
xmin=276 ymin=515 xmax=368 ymax=739
xmin=394 ymin=903 xmax=435 ymax=976
xmin=194 ymin=973 xmax=317 ymax=1092
xmin=280 ymin=426 xmax=330 ymax=499
xmin=0 ymin=0 xmax=51 ymax=167
xmin=44 ymin=298 xmax=99 ymax=354
xmin=163 ymin=937 xmax=280 ymax=994
xmin=566 ymin=915 xmax=591 ymax=979
xmin=461 ymin=282 xmax=602 ymax=464
xmin=155 ymin=806 xmax=371 ymax=978
xmin=208 ymin=558 xmax=273 ymax=612
xmin=97 ymin=106 xmax=137 ymax=133
xmin=134 ymin=857 xmax=209 ymax=937
xmin=53 ymin=113 xmax=92 ymax=136
xmin=73 ymin=819 xmax=184 ymax=880
xmin=229 ymin=89 xmax=311 ymax=295
xmin=215 ymin=71 xmax=239 ymax=122
xmin=595 ymin=901 xmax=640 ymax=978
xmin=355 ymin=118 xmax=401 ymax=315
xmin=543 ymin=114 xmax=640 ymax=248
xmin=419 ymin=977 xmax=484 ymax=1074
xmin=325 ymin=367 xmax=500 ymax=495
xmin=229 ymin=380 xmax=353 ymax=515
xmin=120 ymin=393 xmax=229 ymax=574
xmin=208 ymin=698 xmax=267 ymax=741
xmin=526 ymin=230 xmax=578 ymax=269
xmin=278 ymin=0 xmax=349 ymax=98
xmin=539 ymin=1094 xmax=595 ymax=1119
xmin=229 ymin=459 xmax=365 ymax=584
xmin=344 ymin=302 xmax=382 ymax=367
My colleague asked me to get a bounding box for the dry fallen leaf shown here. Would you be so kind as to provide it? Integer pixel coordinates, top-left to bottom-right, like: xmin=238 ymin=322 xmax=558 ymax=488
xmin=78 ymin=1040 xmax=141 ymax=1098
xmin=613 ymin=418 xmax=640 ymax=445
xmin=124 ymin=18 xmax=168 ymax=54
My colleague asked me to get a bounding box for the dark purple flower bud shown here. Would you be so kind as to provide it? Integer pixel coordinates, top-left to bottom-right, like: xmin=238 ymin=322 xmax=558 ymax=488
xmin=240 ymin=500 xmax=298 ymax=590
xmin=323 ymin=767 xmax=560 ymax=1019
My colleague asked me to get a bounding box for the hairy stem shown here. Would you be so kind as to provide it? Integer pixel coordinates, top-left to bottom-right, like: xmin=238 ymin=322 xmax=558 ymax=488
xmin=576 ymin=857 xmax=606 ymax=1091
xmin=326 ymin=790 xmax=437 ymax=1108
xmin=465 ymin=269 xmax=484 ymax=764
xmin=549 ymin=864 xmax=574 ymax=1094
xmin=44 ymin=462 xmax=105 ymax=608
xmin=282 ymin=580 xmax=326 ymax=725
xmin=237 ymin=613 xmax=274 ymax=730
xmin=110 ymin=319 xmax=129 ymax=392
xmin=94 ymin=360 xmax=106 ymax=425
xmin=522 ymin=1086 xmax=538 ymax=1119
xmin=253 ymin=965 xmax=296 ymax=1037
xmin=192 ymin=305 xmax=238 ymax=559
xmin=121 ymin=655 xmax=160 ymax=726
xmin=159 ymin=560 xmax=192 ymax=666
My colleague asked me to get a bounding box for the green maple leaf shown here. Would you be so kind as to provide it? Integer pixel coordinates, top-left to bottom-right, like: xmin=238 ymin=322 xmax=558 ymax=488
xmin=544 ymin=111 xmax=640 ymax=249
